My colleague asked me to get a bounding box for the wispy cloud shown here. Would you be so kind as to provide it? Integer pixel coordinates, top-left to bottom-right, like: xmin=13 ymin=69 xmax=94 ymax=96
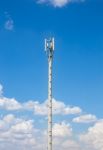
xmin=37 ymin=0 xmax=85 ymax=7
xmin=4 ymin=19 xmax=14 ymax=31
xmin=4 ymin=12 xmax=14 ymax=31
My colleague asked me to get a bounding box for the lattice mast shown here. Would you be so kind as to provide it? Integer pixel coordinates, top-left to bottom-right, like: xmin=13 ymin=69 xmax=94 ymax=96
xmin=45 ymin=38 xmax=55 ymax=150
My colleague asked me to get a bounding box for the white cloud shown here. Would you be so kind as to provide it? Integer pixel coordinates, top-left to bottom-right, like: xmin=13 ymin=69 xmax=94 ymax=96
xmin=0 ymin=113 xmax=83 ymax=150
xmin=10 ymin=120 xmax=33 ymax=134
xmin=4 ymin=19 xmax=14 ymax=31
xmin=3 ymin=114 xmax=15 ymax=123
xmin=80 ymin=120 xmax=103 ymax=150
xmin=44 ymin=122 xmax=80 ymax=150
xmin=0 ymin=113 xmax=93 ymax=150
xmin=0 ymin=84 xmax=3 ymax=97
xmin=73 ymin=114 xmax=97 ymax=123
xmin=53 ymin=122 xmax=72 ymax=137
xmin=0 ymin=85 xmax=21 ymax=111
xmin=62 ymin=140 xmax=80 ymax=150
xmin=24 ymin=98 xmax=82 ymax=115
xmin=0 ymin=114 xmax=36 ymax=150
xmin=0 ymin=97 xmax=22 ymax=110
xmin=0 ymin=85 xmax=81 ymax=115
xmin=0 ymin=84 xmax=81 ymax=114
xmin=0 ymin=83 xmax=103 ymax=150
xmin=37 ymin=0 xmax=84 ymax=7
xmin=0 ymin=84 xmax=103 ymax=150
xmin=0 ymin=114 xmax=103 ymax=150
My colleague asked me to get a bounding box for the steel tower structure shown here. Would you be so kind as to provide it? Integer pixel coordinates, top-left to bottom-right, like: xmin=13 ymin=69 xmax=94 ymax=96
xmin=45 ymin=37 xmax=54 ymax=150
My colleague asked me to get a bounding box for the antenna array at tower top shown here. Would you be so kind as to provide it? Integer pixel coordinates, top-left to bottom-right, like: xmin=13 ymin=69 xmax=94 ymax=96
xmin=45 ymin=38 xmax=55 ymax=52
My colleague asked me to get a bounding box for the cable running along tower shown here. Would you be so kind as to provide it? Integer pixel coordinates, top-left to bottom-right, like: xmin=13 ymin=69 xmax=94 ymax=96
xmin=45 ymin=38 xmax=54 ymax=150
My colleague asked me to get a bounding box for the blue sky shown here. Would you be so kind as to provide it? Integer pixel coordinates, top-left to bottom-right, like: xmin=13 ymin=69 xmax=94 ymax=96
xmin=0 ymin=0 xmax=103 ymax=150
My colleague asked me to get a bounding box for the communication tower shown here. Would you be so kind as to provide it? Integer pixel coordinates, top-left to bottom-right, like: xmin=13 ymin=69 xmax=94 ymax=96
xmin=45 ymin=37 xmax=55 ymax=150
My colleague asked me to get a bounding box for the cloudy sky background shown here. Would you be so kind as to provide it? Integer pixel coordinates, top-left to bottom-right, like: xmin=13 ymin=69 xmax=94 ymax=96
xmin=0 ymin=0 xmax=103 ymax=150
